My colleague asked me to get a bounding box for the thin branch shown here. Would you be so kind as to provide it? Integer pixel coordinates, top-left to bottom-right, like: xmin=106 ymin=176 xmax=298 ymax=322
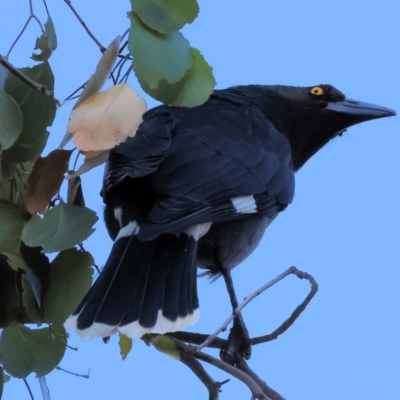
xmin=252 ymin=267 xmax=318 ymax=345
xmin=179 ymin=352 xmax=222 ymax=400
xmin=119 ymin=65 xmax=133 ymax=83
xmin=197 ymin=267 xmax=303 ymax=352
xmin=55 ymin=366 xmax=90 ymax=378
xmin=23 ymin=378 xmax=35 ymax=400
xmin=167 ymin=331 xmax=225 ymax=349
xmin=63 ymin=80 xmax=88 ymax=103
xmin=29 ymin=0 xmax=45 ymax=33
xmin=172 ymin=340 xmax=268 ymax=400
xmin=235 ymin=356 xmax=285 ymax=400
xmin=0 ymin=56 xmax=60 ymax=106
xmin=6 ymin=16 xmax=31 ymax=57
xmin=63 ymin=0 xmax=105 ymax=52
xmin=42 ymin=0 xmax=50 ymax=16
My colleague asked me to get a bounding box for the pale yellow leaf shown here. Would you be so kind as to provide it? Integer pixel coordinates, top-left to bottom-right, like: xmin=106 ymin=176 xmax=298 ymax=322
xmin=67 ymin=150 xmax=110 ymax=179
xmin=58 ymin=36 xmax=121 ymax=149
xmin=68 ymin=83 xmax=146 ymax=152
xmin=119 ymin=333 xmax=133 ymax=360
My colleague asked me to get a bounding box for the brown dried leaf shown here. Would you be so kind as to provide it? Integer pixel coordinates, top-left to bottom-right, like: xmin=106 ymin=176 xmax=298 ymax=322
xmin=26 ymin=150 xmax=72 ymax=214
xmin=68 ymin=83 xmax=146 ymax=152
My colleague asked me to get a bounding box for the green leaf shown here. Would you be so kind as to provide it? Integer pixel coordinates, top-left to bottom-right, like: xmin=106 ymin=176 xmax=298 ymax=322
xmin=2 ymin=63 xmax=56 ymax=163
xmin=138 ymin=47 xmax=215 ymax=107
xmin=0 ymin=91 xmax=23 ymax=150
xmin=0 ymin=63 xmax=8 ymax=90
xmin=20 ymin=243 xmax=51 ymax=311
xmin=32 ymin=17 xmax=58 ymax=61
xmin=119 ymin=333 xmax=133 ymax=360
xmin=152 ymin=335 xmax=180 ymax=360
xmin=21 ymin=275 xmax=43 ymax=324
xmin=43 ymin=248 xmax=93 ymax=324
xmin=3 ymin=372 xmax=11 ymax=383
xmin=0 ymin=365 xmax=3 ymax=398
xmin=128 ymin=11 xmax=192 ymax=89
xmin=22 ymin=203 xmax=98 ymax=253
xmin=0 ymin=325 xmax=66 ymax=378
xmin=0 ymin=367 xmax=11 ymax=400
xmin=131 ymin=0 xmax=199 ymax=34
xmin=0 ymin=255 xmax=20 ymax=328
xmin=0 ymin=200 xmax=25 ymax=254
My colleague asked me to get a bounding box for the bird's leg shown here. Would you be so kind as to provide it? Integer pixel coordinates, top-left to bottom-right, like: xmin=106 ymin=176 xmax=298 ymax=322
xmin=220 ymin=269 xmax=251 ymax=365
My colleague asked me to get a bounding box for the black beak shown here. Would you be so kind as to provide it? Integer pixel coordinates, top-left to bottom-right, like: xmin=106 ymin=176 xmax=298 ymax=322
xmin=326 ymin=98 xmax=396 ymax=122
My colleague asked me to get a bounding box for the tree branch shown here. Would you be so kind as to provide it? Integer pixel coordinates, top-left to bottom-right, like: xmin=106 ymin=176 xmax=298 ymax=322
xmin=235 ymin=356 xmax=285 ymax=400
xmin=252 ymin=267 xmax=318 ymax=345
xmin=197 ymin=267 xmax=312 ymax=352
xmin=179 ymin=352 xmax=222 ymax=400
xmin=172 ymin=340 xmax=269 ymax=400
xmin=63 ymin=0 xmax=105 ymax=52
xmin=0 ymin=56 xmax=60 ymax=106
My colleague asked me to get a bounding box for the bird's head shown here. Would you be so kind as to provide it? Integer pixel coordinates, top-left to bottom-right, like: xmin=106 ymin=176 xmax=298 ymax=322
xmin=247 ymin=84 xmax=396 ymax=170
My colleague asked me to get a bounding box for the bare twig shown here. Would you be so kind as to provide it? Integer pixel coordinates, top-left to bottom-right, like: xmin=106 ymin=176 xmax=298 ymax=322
xmin=42 ymin=0 xmax=50 ymax=16
xmin=235 ymin=356 xmax=285 ymax=400
xmin=179 ymin=352 xmax=222 ymax=400
xmin=166 ymin=331 xmax=225 ymax=349
xmin=172 ymin=340 xmax=268 ymax=400
xmin=0 ymin=56 xmax=60 ymax=106
xmin=197 ymin=267 xmax=307 ymax=352
xmin=23 ymin=378 xmax=35 ymax=400
xmin=6 ymin=16 xmax=31 ymax=57
xmin=63 ymin=0 xmax=105 ymax=52
xmin=252 ymin=267 xmax=318 ymax=345
xmin=56 ymin=366 xmax=90 ymax=378
xmin=63 ymin=80 xmax=88 ymax=103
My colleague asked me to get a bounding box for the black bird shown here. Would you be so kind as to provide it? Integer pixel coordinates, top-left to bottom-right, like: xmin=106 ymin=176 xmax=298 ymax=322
xmin=65 ymin=84 xmax=395 ymax=362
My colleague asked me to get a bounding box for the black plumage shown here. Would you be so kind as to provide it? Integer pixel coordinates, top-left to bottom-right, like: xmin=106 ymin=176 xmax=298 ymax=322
xmin=65 ymin=84 xmax=395 ymax=357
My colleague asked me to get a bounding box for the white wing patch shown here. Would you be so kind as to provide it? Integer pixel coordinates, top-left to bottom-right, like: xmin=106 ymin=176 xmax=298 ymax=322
xmin=183 ymin=222 xmax=212 ymax=240
xmin=114 ymin=207 xmax=123 ymax=227
xmin=231 ymin=196 xmax=257 ymax=214
xmin=115 ymin=220 xmax=140 ymax=241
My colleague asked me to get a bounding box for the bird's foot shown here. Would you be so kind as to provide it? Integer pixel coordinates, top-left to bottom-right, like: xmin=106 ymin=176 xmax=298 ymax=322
xmin=220 ymin=319 xmax=252 ymax=365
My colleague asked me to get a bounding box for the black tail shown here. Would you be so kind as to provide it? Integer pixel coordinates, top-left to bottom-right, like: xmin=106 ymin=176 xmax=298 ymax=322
xmin=65 ymin=232 xmax=200 ymax=339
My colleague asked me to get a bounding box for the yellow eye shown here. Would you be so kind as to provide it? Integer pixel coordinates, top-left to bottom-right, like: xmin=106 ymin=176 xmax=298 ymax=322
xmin=310 ymin=86 xmax=324 ymax=96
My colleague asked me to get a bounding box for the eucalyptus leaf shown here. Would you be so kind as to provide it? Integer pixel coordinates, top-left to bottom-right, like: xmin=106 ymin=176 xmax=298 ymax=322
xmin=0 ymin=325 xmax=66 ymax=378
xmin=2 ymin=63 xmax=56 ymax=163
xmin=59 ymin=36 xmax=121 ymax=149
xmin=137 ymin=47 xmax=215 ymax=106
xmin=152 ymin=335 xmax=180 ymax=360
xmin=128 ymin=11 xmax=192 ymax=89
xmin=22 ymin=203 xmax=98 ymax=253
xmin=43 ymin=248 xmax=93 ymax=324
xmin=32 ymin=17 xmax=58 ymax=61
xmin=119 ymin=333 xmax=133 ymax=360
xmin=0 ymin=91 xmax=23 ymax=150
xmin=131 ymin=0 xmax=199 ymax=34
xmin=0 ymin=200 xmax=25 ymax=254
xmin=0 ymin=254 xmax=20 ymax=328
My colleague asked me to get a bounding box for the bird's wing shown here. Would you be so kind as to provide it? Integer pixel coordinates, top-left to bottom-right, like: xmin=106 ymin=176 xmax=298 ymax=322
xmin=102 ymin=108 xmax=173 ymax=199
xmin=103 ymin=90 xmax=295 ymax=240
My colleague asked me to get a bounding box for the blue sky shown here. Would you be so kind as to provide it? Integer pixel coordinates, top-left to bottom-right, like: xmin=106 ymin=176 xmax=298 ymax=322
xmin=1 ymin=1 xmax=399 ymax=399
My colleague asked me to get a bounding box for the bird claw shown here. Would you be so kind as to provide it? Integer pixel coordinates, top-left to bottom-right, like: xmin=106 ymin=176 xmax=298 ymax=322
xmin=220 ymin=323 xmax=252 ymax=365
